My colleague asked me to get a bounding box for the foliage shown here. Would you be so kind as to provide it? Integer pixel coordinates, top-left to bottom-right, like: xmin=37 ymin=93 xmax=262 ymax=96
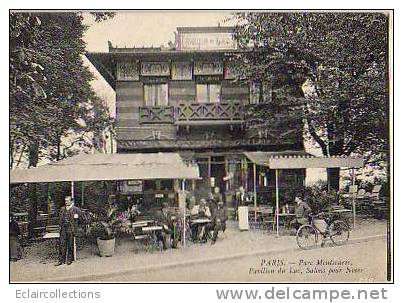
xmin=232 ymin=12 xmax=390 ymax=188
xmin=82 ymin=181 xmax=120 ymax=241
xmin=87 ymin=203 xmax=121 ymax=241
xmin=303 ymin=183 xmax=338 ymax=214
xmin=9 ymin=12 xmax=115 ymax=168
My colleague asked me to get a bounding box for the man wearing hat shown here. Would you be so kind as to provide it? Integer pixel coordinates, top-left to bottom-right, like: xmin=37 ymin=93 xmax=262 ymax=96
xmin=55 ymin=196 xmax=83 ymax=266
xmin=293 ymin=192 xmax=312 ymax=230
xmin=211 ymin=200 xmax=228 ymax=245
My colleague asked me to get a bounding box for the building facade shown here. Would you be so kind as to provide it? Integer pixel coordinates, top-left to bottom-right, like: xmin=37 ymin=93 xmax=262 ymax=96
xmin=87 ymin=26 xmax=306 ymax=207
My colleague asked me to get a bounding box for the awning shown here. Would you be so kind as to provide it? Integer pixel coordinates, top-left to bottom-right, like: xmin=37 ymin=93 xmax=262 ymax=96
xmin=244 ymin=151 xmax=364 ymax=169
xmin=10 ymin=153 xmax=200 ymax=184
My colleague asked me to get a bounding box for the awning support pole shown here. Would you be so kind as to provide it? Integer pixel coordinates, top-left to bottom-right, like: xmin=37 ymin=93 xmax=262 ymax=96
xmin=352 ymin=168 xmax=356 ymax=229
xmin=71 ymin=180 xmax=76 ymax=261
xmin=181 ymin=179 xmax=186 ymax=248
xmin=71 ymin=181 xmax=74 ymax=201
xmin=253 ymin=163 xmax=257 ymax=222
xmin=245 ymin=158 xmax=248 ymax=191
xmin=275 ymin=169 xmax=280 ymax=237
xmin=81 ymin=182 xmax=85 ymax=207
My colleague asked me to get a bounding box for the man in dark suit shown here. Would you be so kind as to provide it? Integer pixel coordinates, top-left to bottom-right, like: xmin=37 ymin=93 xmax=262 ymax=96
xmin=211 ymin=201 xmax=228 ymax=245
xmin=293 ymin=192 xmax=312 ymax=230
xmin=234 ymin=186 xmax=247 ymax=220
xmin=55 ymin=196 xmax=83 ymax=266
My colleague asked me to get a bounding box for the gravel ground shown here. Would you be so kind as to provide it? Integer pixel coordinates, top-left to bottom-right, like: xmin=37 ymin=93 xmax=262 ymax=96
xmin=10 ymin=217 xmax=387 ymax=282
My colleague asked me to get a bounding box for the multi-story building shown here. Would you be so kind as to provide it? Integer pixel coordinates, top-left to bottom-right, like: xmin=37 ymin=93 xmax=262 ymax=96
xmin=87 ymin=26 xmax=306 ymax=207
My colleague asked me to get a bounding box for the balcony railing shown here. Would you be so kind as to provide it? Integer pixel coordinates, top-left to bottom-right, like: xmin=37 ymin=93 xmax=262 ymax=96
xmin=139 ymin=106 xmax=175 ymax=124
xmin=138 ymin=101 xmax=245 ymax=125
xmin=176 ymin=101 xmax=244 ymax=124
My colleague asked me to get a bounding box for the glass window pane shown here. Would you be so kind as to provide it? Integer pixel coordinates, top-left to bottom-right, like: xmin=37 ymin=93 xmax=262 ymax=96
xmin=196 ymin=84 xmax=208 ymax=103
xmin=144 ymin=84 xmax=168 ymax=106
xmin=144 ymin=84 xmax=155 ymax=106
xmin=209 ymin=84 xmax=221 ymax=103
xmin=157 ymin=84 xmax=168 ymax=106
xmin=250 ymin=82 xmax=260 ymax=104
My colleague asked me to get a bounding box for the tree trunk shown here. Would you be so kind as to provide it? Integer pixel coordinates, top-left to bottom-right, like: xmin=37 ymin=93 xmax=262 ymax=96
xmin=27 ymin=142 xmax=39 ymax=239
xmin=327 ymin=167 xmax=340 ymax=192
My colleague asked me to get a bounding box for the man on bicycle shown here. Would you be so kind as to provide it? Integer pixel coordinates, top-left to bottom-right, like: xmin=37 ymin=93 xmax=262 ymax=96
xmin=293 ymin=192 xmax=312 ymax=231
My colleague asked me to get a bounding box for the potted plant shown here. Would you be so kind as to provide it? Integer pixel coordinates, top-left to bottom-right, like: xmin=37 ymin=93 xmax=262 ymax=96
xmin=88 ymin=205 xmax=120 ymax=257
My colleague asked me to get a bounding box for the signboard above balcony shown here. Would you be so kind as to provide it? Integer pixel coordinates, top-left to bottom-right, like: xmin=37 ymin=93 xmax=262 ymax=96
xmin=171 ymin=62 xmax=193 ymax=80
xmin=141 ymin=62 xmax=170 ymax=76
xmin=194 ymin=62 xmax=223 ymax=75
xmin=117 ymin=62 xmax=140 ymax=81
xmin=179 ymin=32 xmax=236 ymax=50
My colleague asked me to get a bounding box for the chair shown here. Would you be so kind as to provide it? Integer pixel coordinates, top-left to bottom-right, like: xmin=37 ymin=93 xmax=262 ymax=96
xmin=356 ymin=189 xmax=366 ymax=199
xmin=369 ymin=185 xmax=382 ymax=200
xmin=259 ymin=207 xmax=275 ymax=232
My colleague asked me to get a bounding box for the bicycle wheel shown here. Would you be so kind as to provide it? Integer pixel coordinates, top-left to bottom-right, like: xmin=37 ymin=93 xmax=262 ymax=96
xmin=296 ymin=225 xmax=318 ymax=250
xmin=329 ymin=220 xmax=349 ymax=246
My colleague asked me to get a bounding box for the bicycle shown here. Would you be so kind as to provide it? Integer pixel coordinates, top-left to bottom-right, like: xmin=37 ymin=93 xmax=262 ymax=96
xmin=296 ymin=212 xmax=349 ymax=250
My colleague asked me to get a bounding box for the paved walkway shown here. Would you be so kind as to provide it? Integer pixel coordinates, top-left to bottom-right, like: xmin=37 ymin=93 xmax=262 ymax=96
xmin=10 ymin=218 xmax=387 ymax=282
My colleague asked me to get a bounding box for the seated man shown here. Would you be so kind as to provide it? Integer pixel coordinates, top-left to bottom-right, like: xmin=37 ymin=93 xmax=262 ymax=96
xmin=293 ymin=192 xmax=312 ymax=231
xmin=211 ymin=201 xmax=228 ymax=245
xmin=153 ymin=203 xmax=173 ymax=250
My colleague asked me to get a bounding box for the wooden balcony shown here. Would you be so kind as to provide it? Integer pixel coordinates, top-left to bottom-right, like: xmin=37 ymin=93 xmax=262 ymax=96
xmin=139 ymin=106 xmax=175 ymax=124
xmin=175 ymin=101 xmax=244 ymax=125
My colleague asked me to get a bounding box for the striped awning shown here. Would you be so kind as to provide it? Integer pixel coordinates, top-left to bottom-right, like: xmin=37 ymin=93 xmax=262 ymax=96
xmin=244 ymin=151 xmax=363 ymax=169
xmin=10 ymin=153 xmax=200 ymax=184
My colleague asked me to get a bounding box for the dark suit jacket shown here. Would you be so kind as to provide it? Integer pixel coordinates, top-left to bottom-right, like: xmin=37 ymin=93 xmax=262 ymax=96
xmin=59 ymin=206 xmax=83 ymax=235
xmin=235 ymin=193 xmax=247 ymax=208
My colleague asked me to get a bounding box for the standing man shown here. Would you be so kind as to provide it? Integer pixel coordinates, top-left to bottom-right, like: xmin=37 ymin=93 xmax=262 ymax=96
xmin=234 ymin=186 xmax=247 ymax=220
xmin=209 ymin=186 xmax=222 ymax=218
xmin=56 ymin=196 xmax=83 ymax=266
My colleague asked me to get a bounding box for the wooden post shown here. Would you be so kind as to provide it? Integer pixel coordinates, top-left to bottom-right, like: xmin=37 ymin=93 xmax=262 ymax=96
xmin=71 ymin=181 xmax=74 ymax=201
xmin=245 ymin=158 xmax=248 ymax=192
xmin=275 ymin=169 xmax=280 ymax=237
xmin=70 ymin=181 xmax=76 ymax=261
xmin=182 ymin=179 xmax=186 ymax=248
xmin=47 ymin=183 xmax=51 ymax=226
xmin=253 ymin=163 xmax=257 ymax=222
xmin=81 ymin=182 xmax=85 ymax=207
xmin=352 ymin=168 xmax=356 ymax=229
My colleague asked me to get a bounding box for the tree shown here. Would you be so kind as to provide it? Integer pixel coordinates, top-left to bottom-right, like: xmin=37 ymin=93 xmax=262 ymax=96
xmin=232 ymin=12 xmax=389 ymax=190
xmin=9 ymin=12 xmax=114 ymax=238
xmin=10 ymin=12 xmax=115 ymax=168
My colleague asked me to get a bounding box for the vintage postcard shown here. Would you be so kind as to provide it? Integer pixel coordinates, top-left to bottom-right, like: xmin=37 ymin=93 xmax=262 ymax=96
xmin=9 ymin=10 xmax=392 ymax=283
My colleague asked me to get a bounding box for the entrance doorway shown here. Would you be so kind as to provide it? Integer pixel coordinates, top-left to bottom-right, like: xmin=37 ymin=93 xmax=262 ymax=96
xmin=210 ymin=156 xmax=226 ymax=194
xmin=193 ymin=155 xmax=227 ymax=201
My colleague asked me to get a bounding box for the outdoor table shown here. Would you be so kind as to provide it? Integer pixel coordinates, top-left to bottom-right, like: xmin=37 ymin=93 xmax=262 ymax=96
xmin=190 ymin=218 xmax=211 ymax=224
xmin=43 ymin=232 xmax=60 ymax=239
xmin=330 ymin=209 xmax=352 ymax=214
xmin=189 ymin=218 xmax=211 ymax=242
xmin=142 ymin=226 xmax=163 ymax=232
xmin=132 ymin=221 xmax=152 ymax=228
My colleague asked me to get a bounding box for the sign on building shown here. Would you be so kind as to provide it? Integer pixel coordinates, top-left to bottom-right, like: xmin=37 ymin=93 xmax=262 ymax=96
xmin=194 ymin=62 xmax=223 ymax=75
xmin=141 ymin=62 xmax=170 ymax=76
xmin=117 ymin=62 xmax=140 ymax=80
xmin=179 ymin=32 xmax=236 ymax=50
xmin=171 ymin=62 xmax=193 ymax=80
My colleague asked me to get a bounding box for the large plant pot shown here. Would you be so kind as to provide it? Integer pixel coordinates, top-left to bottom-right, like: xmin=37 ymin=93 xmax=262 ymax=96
xmin=96 ymin=237 xmax=115 ymax=257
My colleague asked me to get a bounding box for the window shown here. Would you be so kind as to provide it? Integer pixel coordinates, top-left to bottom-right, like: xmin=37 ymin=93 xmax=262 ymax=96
xmin=250 ymin=82 xmax=272 ymax=104
xmin=144 ymin=84 xmax=168 ymax=106
xmin=196 ymin=84 xmax=221 ymax=103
